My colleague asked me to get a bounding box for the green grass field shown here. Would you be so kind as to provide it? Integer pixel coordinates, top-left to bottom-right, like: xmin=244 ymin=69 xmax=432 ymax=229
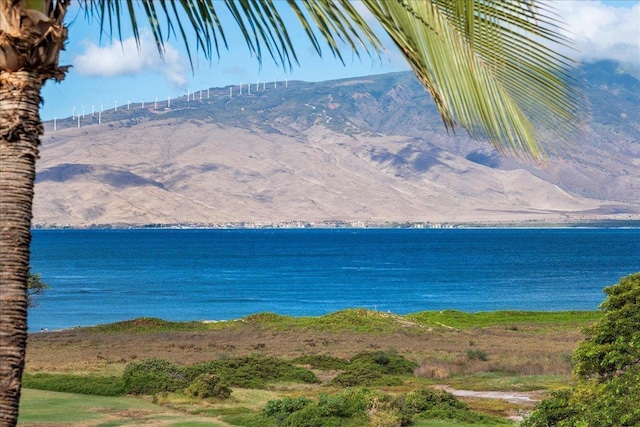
xmin=18 ymin=388 xmax=228 ymax=426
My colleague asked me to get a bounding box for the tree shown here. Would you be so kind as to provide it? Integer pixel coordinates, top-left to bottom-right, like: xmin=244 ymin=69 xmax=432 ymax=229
xmin=522 ymin=272 xmax=640 ymax=427
xmin=1 ymin=1 xmax=581 ymax=425
xmin=573 ymin=272 xmax=640 ymax=381
xmin=27 ymin=271 xmax=48 ymax=308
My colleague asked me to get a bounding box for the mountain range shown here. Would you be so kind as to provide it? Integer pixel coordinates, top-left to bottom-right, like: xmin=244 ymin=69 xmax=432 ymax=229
xmin=33 ymin=60 xmax=640 ymax=227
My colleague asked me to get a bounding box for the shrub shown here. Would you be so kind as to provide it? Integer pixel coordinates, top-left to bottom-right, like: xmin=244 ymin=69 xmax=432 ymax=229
xmin=264 ymin=396 xmax=314 ymax=425
xmin=394 ymin=388 xmax=507 ymax=426
xmin=186 ymin=354 xmax=320 ymax=389
xmin=122 ymin=357 xmax=188 ymax=395
xmin=349 ymin=351 xmax=417 ymax=375
xmin=466 ymin=349 xmax=489 ymax=361
xmin=573 ymin=272 xmax=640 ymax=379
xmin=22 ymin=373 xmax=124 ymax=396
xmin=331 ymin=365 xmax=403 ymax=387
xmin=520 ymin=389 xmax=576 ymax=427
xmin=330 ymin=351 xmax=416 ymax=387
xmin=185 ymin=373 xmax=232 ymax=399
xmin=292 ymin=354 xmax=349 ymax=370
xmin=264 ymin=389 xmax=376 ymax=427
xmin=262 ymin=387 xmax=506 ymax=427
xmin=393 ymin=388 xmax=465 ymax=425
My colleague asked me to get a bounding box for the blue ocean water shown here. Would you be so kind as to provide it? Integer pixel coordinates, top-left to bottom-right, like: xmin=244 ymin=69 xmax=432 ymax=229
xmin=28 ymin=228 xmax=639 ymax=332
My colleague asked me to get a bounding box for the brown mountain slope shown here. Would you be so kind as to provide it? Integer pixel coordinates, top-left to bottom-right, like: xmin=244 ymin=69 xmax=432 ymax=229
xmin=33 ymin=119 xmax=638 ymax=227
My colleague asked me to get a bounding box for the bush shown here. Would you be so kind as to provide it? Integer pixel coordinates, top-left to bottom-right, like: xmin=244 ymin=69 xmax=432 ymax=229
xmin=331 ymin=365 xmax=403 ymax=387
xmin=22 ymin=373 xmax=124 ymax=396
xmin=292 ymin=354 xmax=349 ymax=370
xmin=574 ymin=272 xmax=640 ymax=379
xmin=264 ymin=389 xmax=376 ymax=427
xmin=466 ymin=349 xmax=489 ymax=361
xmin=185 ymin=373 xmax=232 ymax=399
xmin=330 ymin=351 xmax=416 ymax=387
xmin=122 ymin=357 xmax=188 ymax=395
xmin=520 ymin=389 xmax=576 ymax=427
xmin=350 ymin=351 xmax=418 ymax=375
xmin=262 ymin=387 xmax=505 ymax=427
xmin=264 ymin=396 xmax=314 ymax=417
xmin=393 ymin=388 xmax=466 ymax=425
xmin=186 ymin=354 xmax=320 ymax=389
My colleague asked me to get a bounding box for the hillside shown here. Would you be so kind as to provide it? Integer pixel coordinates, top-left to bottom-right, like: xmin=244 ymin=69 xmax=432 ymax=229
xmin=33 ymin=60 xmax=640 ymax=227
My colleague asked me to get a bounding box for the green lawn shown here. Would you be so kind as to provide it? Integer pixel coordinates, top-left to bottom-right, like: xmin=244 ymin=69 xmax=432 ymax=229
xmin=18 ymin=388 xmax=227 ymax=426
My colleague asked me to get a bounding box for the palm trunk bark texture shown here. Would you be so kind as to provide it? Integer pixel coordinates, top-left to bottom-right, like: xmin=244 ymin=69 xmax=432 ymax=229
xmin=0 ymin=69 xmax=43 ymax=427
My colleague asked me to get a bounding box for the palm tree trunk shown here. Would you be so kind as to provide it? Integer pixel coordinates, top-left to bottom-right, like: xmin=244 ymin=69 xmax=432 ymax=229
xmin=0 ymin=70 xmax=43 ymax=427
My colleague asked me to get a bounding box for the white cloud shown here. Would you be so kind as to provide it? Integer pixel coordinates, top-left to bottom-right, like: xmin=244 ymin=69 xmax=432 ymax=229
xmin=553 ymin=1 xmax=640 ymax=66
xmin=74 ymin=33 xmax=188 ymax=88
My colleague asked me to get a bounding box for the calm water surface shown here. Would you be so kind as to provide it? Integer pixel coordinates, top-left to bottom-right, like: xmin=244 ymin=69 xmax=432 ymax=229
xmin=28 ymin=228 xmax=640 ymax=331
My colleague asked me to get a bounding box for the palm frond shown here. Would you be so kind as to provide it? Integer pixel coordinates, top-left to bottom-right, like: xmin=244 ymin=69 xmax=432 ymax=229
xmin=362 ymin=0 xmax=582 ymax=157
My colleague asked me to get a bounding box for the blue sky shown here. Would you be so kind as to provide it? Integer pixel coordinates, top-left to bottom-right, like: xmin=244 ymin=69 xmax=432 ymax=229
xmin=40 ymin=1 xmax=640 ymax=121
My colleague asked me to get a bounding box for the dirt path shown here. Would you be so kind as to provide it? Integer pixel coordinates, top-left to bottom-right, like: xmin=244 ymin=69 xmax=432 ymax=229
xmin=436 ymin=385 xmax=545 ymax=405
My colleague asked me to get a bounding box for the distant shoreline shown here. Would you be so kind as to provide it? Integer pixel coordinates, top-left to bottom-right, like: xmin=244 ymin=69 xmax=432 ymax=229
xmin=30 ymin=219 xmax=640 ymax=230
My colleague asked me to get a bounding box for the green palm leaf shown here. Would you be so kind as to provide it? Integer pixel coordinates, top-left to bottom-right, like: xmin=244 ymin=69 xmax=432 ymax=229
xmin=364 ymin=0 xmax=582 ymax=157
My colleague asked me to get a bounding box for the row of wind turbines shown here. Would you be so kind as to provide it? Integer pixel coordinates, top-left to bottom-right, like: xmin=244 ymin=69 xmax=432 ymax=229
xmin=51 ymin=79 xmax=289 ymax=131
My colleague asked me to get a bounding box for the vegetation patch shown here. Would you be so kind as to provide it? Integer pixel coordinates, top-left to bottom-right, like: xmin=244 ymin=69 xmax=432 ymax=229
xmin=185 ymin=354 xmax=320 ymax=389
xmin=185 ymin=373 xmax=232 ymax=399
xmin=395 ymin=388 xmax=509 ymax=426
xmin=242 ymin=312 xmax=296 ymax=325
xmin=444 ymin=372 xmax=568 ymax=392
xmin=466 ymin=349 xmax=489 ymax=362
xmin=311 ymin=309 xmax=411 ymax=333
xmin=263 ymin=388 xmax=376 ymax=426
xmin=331 ymin=351 xmax=418 ymax=387
xmin=78 ymin=310 xmax=602 ymax=335
xmin=89 ymin=317 xmax=220 ymax=333
xmin=260 ymin=387 xmax=508 ymax=427
xmin=292 ymin=354 xmax=349 ymax=371
xmin=239 ymin=309 xmax=414 ymax=334
xmin=22 ymin=373 xmax=125 ymax=396
xmin=123 ymin=357 xmax=189 ymax=395
xmin=406 ymin=310 xmax=602 ymax=330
